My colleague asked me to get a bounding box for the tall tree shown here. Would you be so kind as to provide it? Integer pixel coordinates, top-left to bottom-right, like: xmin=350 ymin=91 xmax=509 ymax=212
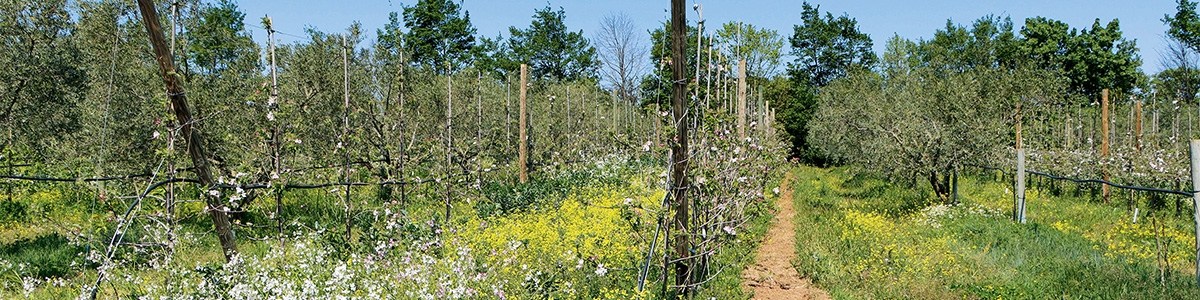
xmin=1166 ymin=0 xmax=1200 ymax=54
xmin=402 ymin=0 xmax=476 ymax=73
xmin=776 ymin=2 xmax=872 ymax=160
xmin=788 ymin=1 xmax=875 ymax=88
xmin=1064 ymin=19 xmax=1143 ymax=97
xmin=506 ymin=6 xmax=598 ymax=81
xmin=596 ymin=12 xmax=648 ymax=103
xmin=715 ymin=22 xmax=785 ymax=78
xmin=1019 ymin=17 xmax=1143 ymax=96
xmin=919 ymin=16 xmax=1020 ymax=72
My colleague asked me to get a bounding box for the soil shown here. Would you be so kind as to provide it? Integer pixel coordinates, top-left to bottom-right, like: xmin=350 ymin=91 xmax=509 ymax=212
xmin=742 ymin=171 xmax=830 ymax=300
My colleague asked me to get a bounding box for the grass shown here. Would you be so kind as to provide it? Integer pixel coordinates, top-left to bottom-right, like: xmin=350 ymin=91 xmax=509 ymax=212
xmin=790 ymin=165 xmax=1200 ymax=299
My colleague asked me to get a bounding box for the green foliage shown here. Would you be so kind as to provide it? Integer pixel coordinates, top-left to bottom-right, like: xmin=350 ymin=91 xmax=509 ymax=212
xmin=811 ymin=37 xmax=1067 ymax=200
xmin=787 ymin=2 xmax=876 ymax=88
xmin=1165 ymin=0 xmax=1200 ymax=53
xmin=504 ymin=6 xmax=598 ymax=82
xmin=714 ymin=22 xmax=785 ymax=78
xmin=186 ymin=0 xmax=257 ymax=74
xmin=918 ymin=16 xmax=1021 ymax=71
xmin=1017 ymin=17 xmax=1144 ymax=97
xmin=402 ymin=0 xmax=477 ymax=73
xmin=0 ymin=0 xmax=85 ymax=161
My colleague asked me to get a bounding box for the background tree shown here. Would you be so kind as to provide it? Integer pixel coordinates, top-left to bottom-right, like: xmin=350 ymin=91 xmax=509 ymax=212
xmin=595 ymin=12 xmax=648 ymax=104
xmin=774 ymin=2 xmax=873 ymax=160
xmin=402 ymin=0 xmax=476 ymax=73
xmin=1019 ymin=17 xmax=1143 ymax=97
xmin=788 ymin=1 xmax=876 ymax=88
xmin=715 ymin=22 xmax=785 ymax=79
xmin=810 ymin=37 xmax=1067 ymax=203
xmin=1064 ymin=19 xmax=1144 ymax=97
xmin=640 ymin=21 xmax=703 ymax=108
xmin=1154 ymin=38 xmax=1200 ymax=104
xmin=506 ymin=6 xmax=598 ymax=82
xmin=0 ymin=0 xmax=85 ymax=162
xmin=918 ymin=16 xmax=1021 ymax=72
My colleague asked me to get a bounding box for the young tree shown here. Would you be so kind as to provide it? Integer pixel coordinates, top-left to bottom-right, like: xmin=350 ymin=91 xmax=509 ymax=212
xmin=402 ymin=0 xmax=476 ymax=73
xmin=596 ymin=12 xmax=648 ymax=104
xmin=506 ymin=6 xmax=598 ymax=82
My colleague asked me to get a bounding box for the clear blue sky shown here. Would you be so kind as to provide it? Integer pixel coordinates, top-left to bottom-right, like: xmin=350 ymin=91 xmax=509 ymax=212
xmin=238 ymin=0 xmax=1181 ymax=73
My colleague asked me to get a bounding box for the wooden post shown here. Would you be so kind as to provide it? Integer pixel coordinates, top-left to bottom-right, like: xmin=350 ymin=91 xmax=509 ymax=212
xmin=134 ymin=0 xmax=237 ymax=260
xmin=341 ymin=35 xmax=352 ymax=242
xmin=736 ymin=59 xmax=747 ymax=140
xmin=444 ymin=64 xmax=453 ymax=222
xmin=265 ymin=16 xmax=283 ymax=245
xmin=1015 ymin=99 xmax=1025 ymax=223
xmin=669 ymin=0 xmax=692 ymax=293
xmin=1101 ymin=89 xmax=1111 ymax=202
xmin=1135 ymin=99 xmax=1144 ymax=152
xmin=1190 ymin=140 xmax=1200 ymax=286
xmin=518 ymin=64 xmax=529 ymax=183
xmin=1016 ymin=148 xmax=1027 ymax=223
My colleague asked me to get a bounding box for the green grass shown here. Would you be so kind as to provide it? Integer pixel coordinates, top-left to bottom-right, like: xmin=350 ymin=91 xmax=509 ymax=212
xmin=790 ymin=165 xmax=1200 ymax=299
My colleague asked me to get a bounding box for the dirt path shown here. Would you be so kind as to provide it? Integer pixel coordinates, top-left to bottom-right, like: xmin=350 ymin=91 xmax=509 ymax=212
xmin=742 ymin=171 xmax=829 ymax=300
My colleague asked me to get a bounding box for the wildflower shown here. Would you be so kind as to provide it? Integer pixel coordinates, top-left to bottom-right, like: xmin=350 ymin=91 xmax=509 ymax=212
xmin=152 ymin=131 xmax=161 ymax=140
xmin=595 ymin=264 xmax=607 ymax=276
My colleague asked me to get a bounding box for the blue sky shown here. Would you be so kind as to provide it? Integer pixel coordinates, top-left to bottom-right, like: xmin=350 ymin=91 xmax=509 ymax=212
xmin=239 ymin=0 xmax=1181 ymax=73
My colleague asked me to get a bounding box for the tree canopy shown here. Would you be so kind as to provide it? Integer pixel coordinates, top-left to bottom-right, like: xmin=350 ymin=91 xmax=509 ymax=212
xmin=402 ymin=0 xmax=477 ymax=73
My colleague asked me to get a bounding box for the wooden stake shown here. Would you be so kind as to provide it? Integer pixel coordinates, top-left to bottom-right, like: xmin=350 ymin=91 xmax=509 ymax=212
xmin=1136 ymin=99 xmax=1144 ymax=152
xmin=518 ymin=64 xmax=529 ymax=183
xmin=1189 ymin=140 xmax=1200 ymax=286
xmin=134 ymin=0 xmax=237 ymax=261
xmin=737 ymin=59 xmax=747 ymax=140
xmin=669 ymin=0 xmax=692 ymax=292
xmin=444 ymin=63 xmax=453 ymax=222
xmin=341 ymin=35 xmax=352 ymax=242
xmin=1101 ymin=89 xmax=1111 ymax=202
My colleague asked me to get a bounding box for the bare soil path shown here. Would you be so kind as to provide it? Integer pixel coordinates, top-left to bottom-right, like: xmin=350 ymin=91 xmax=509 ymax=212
xmin=742 ymin=170 xmax=829 ymax=300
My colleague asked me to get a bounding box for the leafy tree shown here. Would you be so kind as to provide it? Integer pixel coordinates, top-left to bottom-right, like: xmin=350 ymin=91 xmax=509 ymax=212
xmin=0 ymin=0 xmax=85 ymax=161
xmin=1165 ymin=0 xmax=1200 ymax=53
xmin=1019 ymin=17 xmax=1072 ymax=70
xmin=402 ymin=0 xmax=477 ymax=73
xmin=918 ymin=16 xmax=1020 ymax=72
xmin=775 ymin=2 xmax=872 ymax=161
xmin=1019 ymin=17 xmax=1143 ymax=97
xmin=787 ymin=2 xmax=875 ymax=88
xmin=505 ymin=6 xmax=598 ymax=82
xmin=714 ymin=22 xmax=785 ymax=78
xmin=1064 ymin=19 xmax=1143 ymax=97
xmin=186 ymin=0 xmax=257 ymax=74
xmin=71 ymin=0 xmax=162 ymax=176
xmin=810 ymin=37 xmax=1067 ymax=203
